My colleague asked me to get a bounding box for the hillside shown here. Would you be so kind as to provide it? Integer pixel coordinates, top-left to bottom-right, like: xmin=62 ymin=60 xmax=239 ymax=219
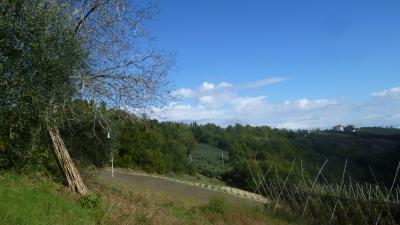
xmin=289 ymin=130 xmax=400 ymax=184
xmin=0 ymin=173 xmax=101 ymax=225
xmin=0 ymin=171 xmax=299 ymax=225
xmin=1 ymin=1 xmax=399 ymax=224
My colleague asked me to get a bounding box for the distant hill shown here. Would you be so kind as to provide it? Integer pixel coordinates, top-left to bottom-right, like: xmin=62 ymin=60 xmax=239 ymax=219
xmin=359 ymin=127 xmax=400 ymax=136
xmin=188 ymin=124 xmax=400 ymax=189
xmin=291 ymin=129 xmax=400 ymax=185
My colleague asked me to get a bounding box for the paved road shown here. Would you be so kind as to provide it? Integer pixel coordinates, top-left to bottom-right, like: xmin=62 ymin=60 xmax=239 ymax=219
xmin=98 ymin=168 xmax=266 ymax=206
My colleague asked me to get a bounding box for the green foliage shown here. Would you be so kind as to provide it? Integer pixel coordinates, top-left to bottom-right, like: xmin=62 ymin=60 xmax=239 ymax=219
xmin=0 ymin=1 xmax=88 ymax=172
xmin=191 ymin=143 xmax=228 ymax=178
xmin=191 ymin=124 xmax=400 ymax=189
xmin=0 ymin=0 xmax=87 ymax=121
xmin=61 ymin=100 xmax=110 ymax=167
xmin=111 ymin=119 xmax=196 ymax=174
xmin=79 ymin=194 xmax=101 ymax=209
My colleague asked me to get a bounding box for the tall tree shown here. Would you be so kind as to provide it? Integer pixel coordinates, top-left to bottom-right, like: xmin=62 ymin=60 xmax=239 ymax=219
xmin=63 ymin=0 xmax=174 ymax=194
xmin=1 ymin=0 xmax=91 ymax=194
xmin=1 ymin=0 xmax=173 ymax=195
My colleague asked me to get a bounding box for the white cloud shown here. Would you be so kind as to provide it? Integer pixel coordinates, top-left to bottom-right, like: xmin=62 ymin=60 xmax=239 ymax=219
xmin=238 ymin=77 xmax=289 ymax=89
xmin=217 ymin=82 xmax=234 ymax=88
xmin=370 ymin=87 xmax=400 ymax=97
xmin=282 ymin=98 xmax=337 ymax=111
xmin=231 ymin=96 xmax=272 ymax=114
xmin=155 ymin=83 xmax=400 ymax=129
xmin=232 ymin=96 xmax=267 ymax=107
xmin=172 ymin=88 xmax=195 ymax=98
xmin=297 ymin=99 xmax=309 ymax=109
xmin=174 ymin=77 xmax=288 ymax=100
xmin=198 ymin=95 xmax=214 ymax=105
xmin=199 ymin=82 xmax=215 ymax=92
xmin=174 ymin=78 xmax=286 ymax=109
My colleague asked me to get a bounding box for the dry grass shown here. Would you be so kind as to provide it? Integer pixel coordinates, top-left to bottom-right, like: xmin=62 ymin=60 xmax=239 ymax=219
xmin=84 ymin=168 xmax=298 ymax=225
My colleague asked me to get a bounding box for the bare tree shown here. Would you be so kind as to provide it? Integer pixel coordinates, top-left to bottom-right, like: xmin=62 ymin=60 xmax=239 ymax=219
xmin=69 ymin=0 xmax=174 ymax=114
xmin=49 ymin=0 xmax=175 ymax=195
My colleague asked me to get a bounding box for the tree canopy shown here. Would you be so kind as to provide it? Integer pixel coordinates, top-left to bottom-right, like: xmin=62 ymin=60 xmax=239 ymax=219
xmin=0 ymin=0 xmax=87 ymax=166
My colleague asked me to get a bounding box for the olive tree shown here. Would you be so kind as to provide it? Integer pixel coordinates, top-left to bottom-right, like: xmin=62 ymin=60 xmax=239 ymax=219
xmin=1 ymin=0 xmax=174 ymax=195
xmin=1 ymin=0 xmax=91 ymax=194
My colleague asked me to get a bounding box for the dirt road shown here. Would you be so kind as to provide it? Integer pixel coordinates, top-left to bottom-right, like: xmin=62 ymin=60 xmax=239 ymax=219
xmin=98 ymin=168 xmax=268 ymax=206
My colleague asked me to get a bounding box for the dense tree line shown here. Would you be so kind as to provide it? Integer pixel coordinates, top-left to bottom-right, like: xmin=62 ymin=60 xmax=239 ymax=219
xmin=2 ymin=98 xmax=400 ymax=191
xmin=111 ymin=119 xmax=400 ymax=190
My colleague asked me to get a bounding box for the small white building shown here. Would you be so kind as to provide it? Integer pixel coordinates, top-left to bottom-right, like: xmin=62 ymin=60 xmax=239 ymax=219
xmin=332 ymin=124 xmax=345 ymax=132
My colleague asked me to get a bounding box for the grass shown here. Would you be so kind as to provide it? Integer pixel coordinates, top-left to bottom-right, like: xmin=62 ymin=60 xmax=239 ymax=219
xmin=89 ymin=171 xmax=298 ymax=225
xmin=0 ymin=169 xmax=300 ymax=225
xmin=0 ymin=172 xmax=102 ymax=225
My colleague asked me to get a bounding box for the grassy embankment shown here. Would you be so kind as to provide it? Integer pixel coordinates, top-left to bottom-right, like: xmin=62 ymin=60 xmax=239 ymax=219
xmin=0 ymin=170 xmax=301 ymax=225
xmin=0 ymin=173 xmax=101 ymax=225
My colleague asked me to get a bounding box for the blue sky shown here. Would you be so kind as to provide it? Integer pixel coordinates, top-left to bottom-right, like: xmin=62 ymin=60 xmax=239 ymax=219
xmin=147 ymin=0 xmax=400 ymax=129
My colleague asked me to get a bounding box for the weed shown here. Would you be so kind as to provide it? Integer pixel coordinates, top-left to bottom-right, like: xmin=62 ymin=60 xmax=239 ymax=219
xmin=79 ymin=194 xmax=100 ymax=208
xmin=200 ymin=197 xmax=229 ymax=215
xmin=135 ymin=212 xmax=152 ymax=225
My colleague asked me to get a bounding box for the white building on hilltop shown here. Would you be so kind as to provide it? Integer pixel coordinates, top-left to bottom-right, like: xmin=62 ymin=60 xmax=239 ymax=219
xmin=332 ymin=124 xmax=345 ymax=132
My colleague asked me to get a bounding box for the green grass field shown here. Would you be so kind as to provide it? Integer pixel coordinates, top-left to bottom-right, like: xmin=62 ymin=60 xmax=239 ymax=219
xmin=0 ymin=173 xmax=101 ymax=225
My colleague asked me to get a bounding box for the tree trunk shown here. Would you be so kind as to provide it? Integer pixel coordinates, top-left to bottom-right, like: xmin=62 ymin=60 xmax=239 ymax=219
xmin=48 ymin=128 xmax=89 ymax=195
